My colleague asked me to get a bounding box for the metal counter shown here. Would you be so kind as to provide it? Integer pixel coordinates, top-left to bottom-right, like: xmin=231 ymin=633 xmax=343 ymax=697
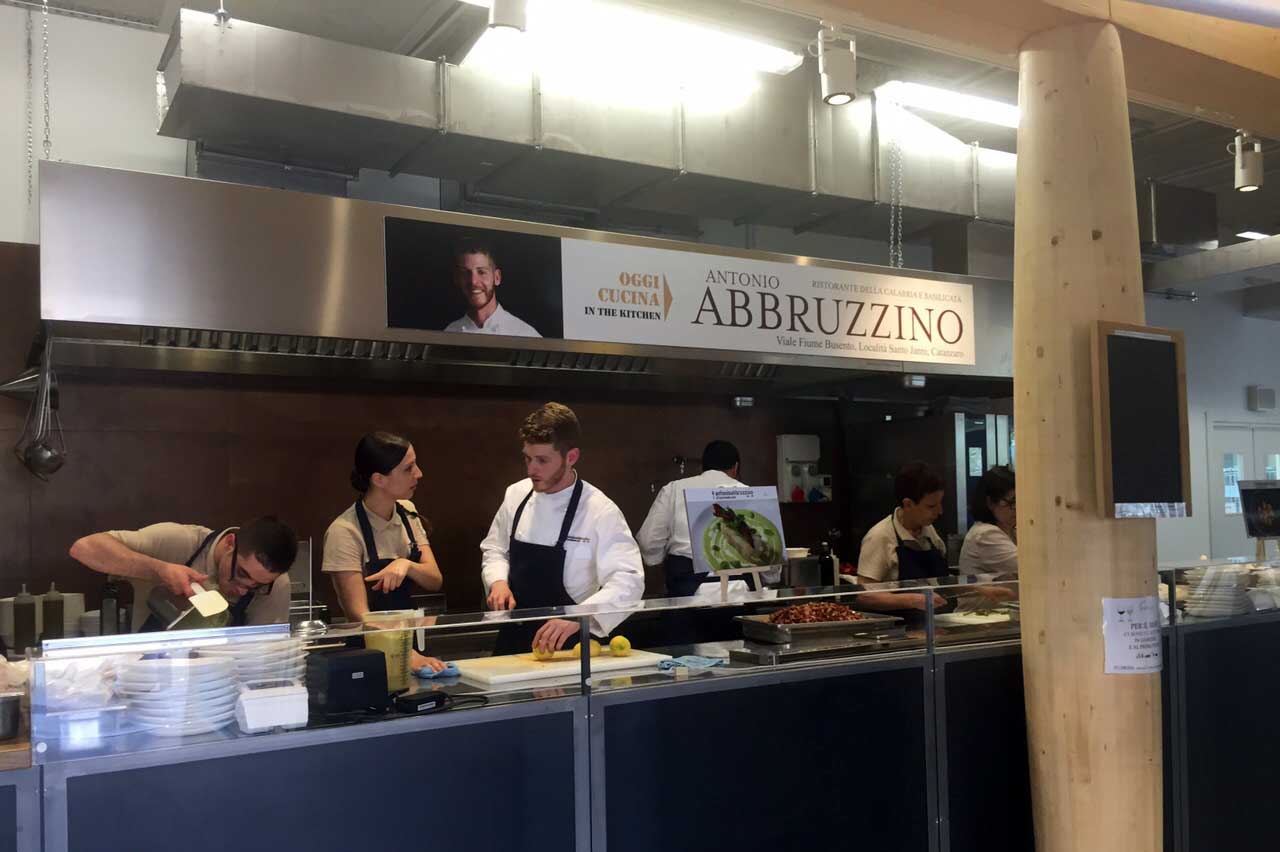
xmin=13 ymin=581 xmax=1279 ymax=852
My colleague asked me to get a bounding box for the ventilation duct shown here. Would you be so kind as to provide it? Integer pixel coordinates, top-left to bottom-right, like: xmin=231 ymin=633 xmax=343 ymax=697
xmin=156 ymin=9 xmax=1016 ymax=235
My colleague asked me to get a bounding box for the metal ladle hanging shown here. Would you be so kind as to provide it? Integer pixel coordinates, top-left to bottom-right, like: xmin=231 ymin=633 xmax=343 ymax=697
xmin=13 ymin=335 xmax=67 ymax=481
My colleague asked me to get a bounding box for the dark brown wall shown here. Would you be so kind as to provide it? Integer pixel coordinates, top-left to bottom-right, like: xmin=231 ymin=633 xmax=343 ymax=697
xmin=0 ymin=242 xmax=843 ymax=614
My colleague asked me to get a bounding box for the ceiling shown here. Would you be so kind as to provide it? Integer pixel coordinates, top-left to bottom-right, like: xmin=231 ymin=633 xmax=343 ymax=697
xmin=11 ymin=0 xmax=1279 ymax=242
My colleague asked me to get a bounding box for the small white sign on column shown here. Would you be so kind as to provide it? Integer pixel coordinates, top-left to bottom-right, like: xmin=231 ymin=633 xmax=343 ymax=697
xmin=1101 ymin=596 xmax=1162 ymax=674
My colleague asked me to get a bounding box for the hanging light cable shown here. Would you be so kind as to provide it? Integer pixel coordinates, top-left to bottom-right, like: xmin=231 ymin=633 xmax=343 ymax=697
xmin=24 ymin=10 xmax=34 ymax=209
xmin=40 ymin=0 xmax=52 ymax=163
xmin=888 ymin=131 xmax=904 ymax=268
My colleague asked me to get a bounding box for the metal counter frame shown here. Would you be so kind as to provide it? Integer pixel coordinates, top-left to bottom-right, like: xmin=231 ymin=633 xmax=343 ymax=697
xmin=26 ymin=605 xmax=1280 ymax=852
xmin=0 ymin=768 xmax=41 ymax=852
xmin=931 ymin=639 xmax=1023 ymax=852
xmin=40 ymin=695 xmax=590 ymax=852
xmin=586 ymin=649 xmax=937 ymax=852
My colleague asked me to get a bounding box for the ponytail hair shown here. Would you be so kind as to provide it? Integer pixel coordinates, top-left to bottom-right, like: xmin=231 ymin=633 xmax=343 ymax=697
xmin=351 ymin=432 xmax=411 ymax=493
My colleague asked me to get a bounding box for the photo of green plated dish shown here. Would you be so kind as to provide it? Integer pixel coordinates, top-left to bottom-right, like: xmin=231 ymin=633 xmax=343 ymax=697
xmin=702 ymin=505 xmax=783 ymax=571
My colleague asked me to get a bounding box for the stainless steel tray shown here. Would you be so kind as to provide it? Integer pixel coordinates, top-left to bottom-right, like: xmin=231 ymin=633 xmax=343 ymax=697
xmin=735 ymin=612 xmax=905 ymax=644
xmin=729 ymin=634 xmax=918 ymax=665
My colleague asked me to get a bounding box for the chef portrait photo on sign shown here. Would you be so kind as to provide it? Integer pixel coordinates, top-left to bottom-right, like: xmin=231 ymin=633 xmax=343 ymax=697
xmin=385 ymin=217 xmax=565 ymax=339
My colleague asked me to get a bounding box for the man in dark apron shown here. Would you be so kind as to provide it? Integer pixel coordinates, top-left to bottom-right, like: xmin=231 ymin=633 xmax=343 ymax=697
xmin=481 ymin=403 xmax=645 ymax=657
xmin=490 ymin=477 xmax=586 ymax=655
xmin=69 ymin=517 xmax=298 ymax=632
xmin=854 ymin=462 xmax=952 ymax=613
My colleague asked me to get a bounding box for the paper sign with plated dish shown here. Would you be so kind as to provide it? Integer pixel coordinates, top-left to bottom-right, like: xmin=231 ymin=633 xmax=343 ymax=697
xmin=684 ymin=486 xmax=787 ymax=576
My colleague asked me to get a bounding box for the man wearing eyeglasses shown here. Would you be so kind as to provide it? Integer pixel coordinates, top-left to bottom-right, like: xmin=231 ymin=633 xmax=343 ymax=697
xmin=70 ymin=516 xmax=298 ymax=632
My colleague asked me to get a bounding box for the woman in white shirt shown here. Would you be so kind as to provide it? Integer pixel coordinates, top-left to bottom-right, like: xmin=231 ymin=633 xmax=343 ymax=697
xmin=959 ymin=466 xmax=1018 ymax=575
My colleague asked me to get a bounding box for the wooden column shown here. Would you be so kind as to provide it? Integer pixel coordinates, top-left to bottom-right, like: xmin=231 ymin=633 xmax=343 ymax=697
xmin=1014 ymin=21 xmax=1162 ymax=852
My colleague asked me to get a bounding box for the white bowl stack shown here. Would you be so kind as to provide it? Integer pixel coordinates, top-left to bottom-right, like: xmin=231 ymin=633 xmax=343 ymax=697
xmin=1185 ymin=567 xmax=1252 ymax=618
xmin=115 ymin=657 xmax=238 ymax=737
xmin=196 ymin=638 xmax=308 ymax=687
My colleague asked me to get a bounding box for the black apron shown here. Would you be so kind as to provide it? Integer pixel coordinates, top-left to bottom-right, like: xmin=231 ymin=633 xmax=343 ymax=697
xmin=353 ymin=500 xmax=422 ymax=613
xmin=664 ymin=555 xmax=757 ymax=597
xmin=492 ymin=478 xmax=584 ymax=655
xmin=140 ymin=530 xmax=255 ymax=632
xmin=894 ymin=524 xmax=950 ymax=581
xmin=885 ymin=523 xmax=953 ymax=617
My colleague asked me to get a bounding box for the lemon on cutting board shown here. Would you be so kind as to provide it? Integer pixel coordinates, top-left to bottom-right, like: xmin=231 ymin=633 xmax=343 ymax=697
xmin=530 ymin=639 xmax=602 ymax=662
xmin=609 ymin=635 xmax=632 ymax=656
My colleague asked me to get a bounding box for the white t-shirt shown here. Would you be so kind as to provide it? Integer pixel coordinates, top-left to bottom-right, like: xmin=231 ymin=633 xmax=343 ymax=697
xmin=857 ymin=510 xmax=947 ymax=582
xmin=480 ymin=475 xmax=644 ymax=635
xmin=444 ymin=303 xmax=542 ymax=337
xmin=322 ymin=499 xmax=431 ymax=574
xmin=635 ymin=469 xmax=745 ymax=566
xmin=106 ymin=523 xmax=291 ymax=631
xmin=958 ymin=522 xmax=1018 ymax=575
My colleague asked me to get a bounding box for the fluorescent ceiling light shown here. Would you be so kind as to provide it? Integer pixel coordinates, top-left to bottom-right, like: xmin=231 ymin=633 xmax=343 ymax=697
xmin=877 ymin=80 xmax=1020 ymax=128
xmin=463 ymin=0 xmax=803 ymax=77
xmin=1237 ymin=231 xmax=1272 ymax=240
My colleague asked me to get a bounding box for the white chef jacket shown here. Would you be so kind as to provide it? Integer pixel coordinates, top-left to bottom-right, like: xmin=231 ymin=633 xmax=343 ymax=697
xmin=636 ymin=469 xmax=746 ymax=566
xmin=958 ymin=522 xmax=1018 ymax=575
xmin=480 ymin=476 xmax=644 ymax=635
xmin=444 ymin=303 xmax=542 ymax=337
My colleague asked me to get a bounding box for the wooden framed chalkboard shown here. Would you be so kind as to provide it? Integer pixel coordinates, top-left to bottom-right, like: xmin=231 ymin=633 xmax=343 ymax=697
xmin=1092 ymin=321 xmax=1191 ymax=519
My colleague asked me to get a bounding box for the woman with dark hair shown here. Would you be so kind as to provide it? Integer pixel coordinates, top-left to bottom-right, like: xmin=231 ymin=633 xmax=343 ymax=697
xmin=959 ymin=465 xmax=1018 ymax=574
xmin=323 ymin=432 xmax=445 ymax=671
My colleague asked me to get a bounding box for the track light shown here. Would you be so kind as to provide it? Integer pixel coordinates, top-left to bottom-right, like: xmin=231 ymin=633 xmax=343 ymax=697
xmin=1231 ymin=130 xmax=1263 ymax=192
xmin=815 ymin=24 xmax=856 ymax=106
xmin=489 ymin=0 xmax=527 ymax=31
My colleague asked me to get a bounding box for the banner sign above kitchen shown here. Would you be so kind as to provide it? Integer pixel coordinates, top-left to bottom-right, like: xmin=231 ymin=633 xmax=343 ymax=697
xmin=385 ymin=217 xmax=975 ymax=366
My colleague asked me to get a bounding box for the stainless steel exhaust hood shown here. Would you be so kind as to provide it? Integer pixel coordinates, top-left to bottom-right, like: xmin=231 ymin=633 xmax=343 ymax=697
xmin=155 ymin=9 xmax=1016 ymax=236
xmin=38 ymin=161 xmax=1014 ymax=395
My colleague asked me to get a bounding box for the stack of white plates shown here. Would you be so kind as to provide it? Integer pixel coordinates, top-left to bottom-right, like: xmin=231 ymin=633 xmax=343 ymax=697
xmin=115 ymin=657 xmax=238 ymax=737
xmin=197 ymin=638 xmax=308 ymax=685
xmin=1185 ymin=567 xmax=1252 ymax=618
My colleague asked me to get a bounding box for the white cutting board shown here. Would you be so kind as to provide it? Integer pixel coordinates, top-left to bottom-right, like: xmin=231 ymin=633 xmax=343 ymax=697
xmin=453 ymin=650 xmax=672 ymax=685
xmin=934 ymin=612 xmax=1012 ymax=627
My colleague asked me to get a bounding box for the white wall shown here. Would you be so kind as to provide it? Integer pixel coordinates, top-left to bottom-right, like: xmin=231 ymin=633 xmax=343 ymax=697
xmin=0 ymin=7 xmax=185 ymax=244
xmin=1147 ymin=290 xmax=1280 ymax=561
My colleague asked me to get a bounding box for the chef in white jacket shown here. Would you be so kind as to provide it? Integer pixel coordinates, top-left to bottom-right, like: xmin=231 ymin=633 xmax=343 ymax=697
xmin=481 ymin=402 xmax=645 ymax=655
xmin=636 ymin=441 xmax=746 ymax=597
